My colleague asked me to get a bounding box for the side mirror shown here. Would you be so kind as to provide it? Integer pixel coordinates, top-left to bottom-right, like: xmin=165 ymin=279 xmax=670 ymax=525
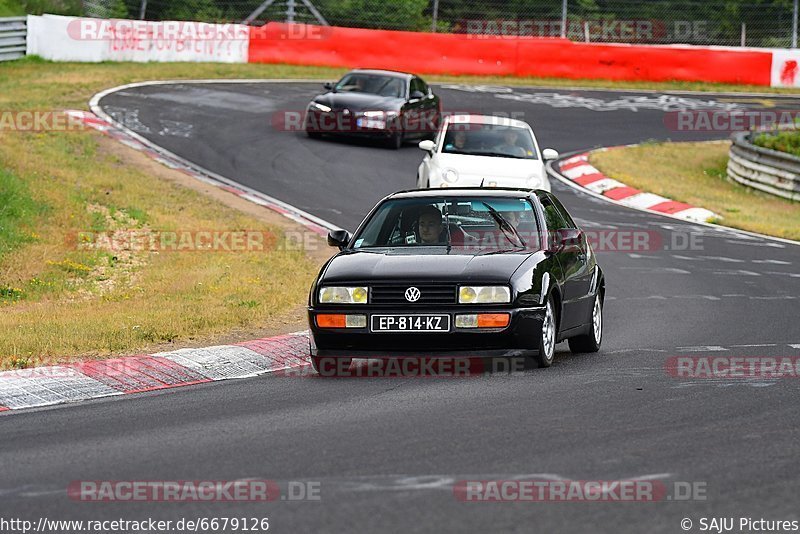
xmin=323 ymin=81 xmax=334 ymax=91
xmin=418 ymin=140 xmax=436 ymax=152
xmin=542 ymin=148 xmax=559 ymax=160
xmin=409 ymin=90 xmax=426 ymax=100
xmin=550 ymin=228 xmax=582 ymax=253
xmin=327 ymin=229 xmax=351 ymax=250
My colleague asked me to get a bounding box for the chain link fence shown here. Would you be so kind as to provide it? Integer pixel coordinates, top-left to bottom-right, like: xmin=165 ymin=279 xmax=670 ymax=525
xmin=76 ymin=0 xmax=800 ymax=48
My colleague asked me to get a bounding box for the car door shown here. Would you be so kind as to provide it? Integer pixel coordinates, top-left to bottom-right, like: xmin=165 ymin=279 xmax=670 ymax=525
xmin=539 ymin=193 xmax=586 ymax=331
xmin=552 ymin=193 xmax=594 ymax=329
xmin=416 ymin=77 xmax=439 ymax=139
xmin=403 ymin=77 xmax=429 ymax=139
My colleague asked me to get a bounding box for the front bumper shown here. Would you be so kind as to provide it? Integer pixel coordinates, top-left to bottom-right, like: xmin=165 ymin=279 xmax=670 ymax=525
xmin=308 ymin=306 xmax=545 ymax=358
xmin=304 ymin=109 xmax=397 ymax=137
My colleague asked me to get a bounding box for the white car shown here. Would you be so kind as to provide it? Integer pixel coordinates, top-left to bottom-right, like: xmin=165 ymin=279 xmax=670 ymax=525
xmin=416 ymin=114 xmax=558 ymax=191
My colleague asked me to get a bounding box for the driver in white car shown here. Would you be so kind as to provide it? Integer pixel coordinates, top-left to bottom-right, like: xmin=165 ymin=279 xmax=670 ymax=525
xmin=494 ymin=129 xmax=527 ymax=157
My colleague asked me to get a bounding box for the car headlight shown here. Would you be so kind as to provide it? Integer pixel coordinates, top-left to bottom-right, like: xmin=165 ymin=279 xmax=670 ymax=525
xmin=319 ymin=286 xmax=368 ymax=304
xmin=442 ymin=169 xmax=459 ymax=184
xmin=311 ymin=102 xmax=332 ymax=112
xmin=459 ymin=286 xmax=511 ymax=304
xmin=362 ymin=110 xmax=397 ymax=118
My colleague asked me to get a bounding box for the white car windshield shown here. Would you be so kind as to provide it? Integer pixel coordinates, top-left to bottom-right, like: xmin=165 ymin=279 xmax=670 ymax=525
xmin=352 ymin=197 xmax=541 ymax=252
xmin=441 ymin=124 xmax=538 ymax=159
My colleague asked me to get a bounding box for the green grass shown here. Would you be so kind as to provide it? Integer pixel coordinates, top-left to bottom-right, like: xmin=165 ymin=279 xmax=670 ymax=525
xmin=590 ymin=141 xmax=800 ymax=240
xmin=0 ymin=0 xmax=23 ymax=16
xmin=752 ymin=130 xmax=800 ymax=157
xmin=0 ymin=168 xmax=46 ymax=258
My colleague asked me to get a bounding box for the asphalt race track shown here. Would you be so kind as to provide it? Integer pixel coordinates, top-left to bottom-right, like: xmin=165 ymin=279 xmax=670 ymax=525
xmin=2 ymin=82 xmax=799 ymax=533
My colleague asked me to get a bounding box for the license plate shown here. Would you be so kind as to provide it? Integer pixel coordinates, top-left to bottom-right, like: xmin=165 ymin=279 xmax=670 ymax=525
xmin=356 ymin=118 xmax=386 ymax=129
xmin=371 ymin=314 xmax=449 ymax=332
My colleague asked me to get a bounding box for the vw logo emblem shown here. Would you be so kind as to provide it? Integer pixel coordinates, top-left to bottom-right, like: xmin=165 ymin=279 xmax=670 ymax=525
xmin=404 ymin=287 xmax=421 ymax=302
xmin=342 ymin=108 xmax=350 ymax=115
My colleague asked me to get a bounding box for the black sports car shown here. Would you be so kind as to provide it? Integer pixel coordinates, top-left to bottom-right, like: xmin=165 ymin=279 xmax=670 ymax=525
xmin=307 ymin=188 xmax=605 ymax=374
xmin=304 ymin=69 xmax=441 ymax=149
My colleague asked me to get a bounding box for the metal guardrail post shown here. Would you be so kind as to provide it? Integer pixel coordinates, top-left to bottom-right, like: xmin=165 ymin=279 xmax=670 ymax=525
xmin=0 ymin=16 xmax=26 ymax=62
xmin=727 ymin=132 xmax=800 ymax=201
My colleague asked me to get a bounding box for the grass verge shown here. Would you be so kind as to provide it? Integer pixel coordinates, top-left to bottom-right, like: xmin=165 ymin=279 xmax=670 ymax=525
xmin=589 ymin=140 xmax=800 ymax=240
xmin=0 ymin=62 xmax=345 ymax=369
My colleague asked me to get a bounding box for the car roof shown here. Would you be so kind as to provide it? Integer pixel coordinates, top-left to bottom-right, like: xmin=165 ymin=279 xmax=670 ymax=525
xmin=348 ymin=69 xmax=414 ymax=80
xmin=443 ymin=114 xmax=531 ymax=129
xmin=387 ymin=187 xmax=544 ymax=200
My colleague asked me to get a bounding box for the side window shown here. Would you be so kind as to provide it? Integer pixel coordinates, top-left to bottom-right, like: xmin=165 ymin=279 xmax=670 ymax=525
xmin=417 ymin=77 xmax=429 ymax=95
xmin=410 ymin=78 xmax=424 ymax=96
xmin=549 ymin=194 xmax=577 ymax=229
xmin=540 ymin=195 xmax=568 ymax=232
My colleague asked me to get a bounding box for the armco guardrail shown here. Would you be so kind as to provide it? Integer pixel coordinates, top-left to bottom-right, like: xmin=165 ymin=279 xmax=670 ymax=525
xmin=0 ymin=16 xmax=26 ymax=62
xmin=728 ymin=131 xmax=800 ymax=201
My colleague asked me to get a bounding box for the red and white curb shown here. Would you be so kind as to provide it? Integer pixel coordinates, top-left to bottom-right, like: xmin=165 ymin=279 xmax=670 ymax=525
xmin=556 ymin=151 xmax=718 ymax=223
xmin=0 ymin=332 xmax=310 ymax=412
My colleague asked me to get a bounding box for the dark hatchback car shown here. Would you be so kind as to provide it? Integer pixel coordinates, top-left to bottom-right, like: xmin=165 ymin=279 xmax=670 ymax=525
xmin=304 ymin=69 xmax=441 ymax=148
xmin=307 ymin=188 xmax=605 ymax=374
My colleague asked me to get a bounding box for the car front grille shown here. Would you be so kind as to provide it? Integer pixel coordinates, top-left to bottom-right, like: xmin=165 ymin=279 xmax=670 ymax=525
xmin=371 ymin=284 xmax=457 ymax=305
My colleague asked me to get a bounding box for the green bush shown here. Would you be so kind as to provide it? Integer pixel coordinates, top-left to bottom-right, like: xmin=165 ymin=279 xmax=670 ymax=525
xmin=752 ymin=131 xmax=800 ymax=158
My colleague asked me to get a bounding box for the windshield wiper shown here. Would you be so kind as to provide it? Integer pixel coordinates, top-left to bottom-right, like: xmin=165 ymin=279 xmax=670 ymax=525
xmin=478 ymin=246 xmax=527 ymax=256
xmin=481 ymin=202 xmax=526 ymax=249
xmin=471 ymin=151 xmax=528 ymax=159
xmin=443 ymin=203 xmax=452 ymax=253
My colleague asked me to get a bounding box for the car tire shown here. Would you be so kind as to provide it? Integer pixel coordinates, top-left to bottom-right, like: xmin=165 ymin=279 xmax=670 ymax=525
xmin=568 ymin=293 xmax=603 ymax=354
xmin=533 ymin=294 xmax=557 ymax=368
xmin=387 ymin=130 xmax=403 ymax=149
xmin=311 ymin=356 xmax=352 ymax=376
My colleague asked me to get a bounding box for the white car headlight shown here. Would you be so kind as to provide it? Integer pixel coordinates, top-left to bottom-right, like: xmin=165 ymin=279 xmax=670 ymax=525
xmin=458 ymin=286 xmax=511 ymax=304
xmin=442 ymin=169 xmax=459 ymax=184
xmin=311 ymin=102 xmax=332 ymax=112
xmin=319 ymin=286 xmax=368 ymax=304
xmin=362 ymin=110 xmax=397 ymax=118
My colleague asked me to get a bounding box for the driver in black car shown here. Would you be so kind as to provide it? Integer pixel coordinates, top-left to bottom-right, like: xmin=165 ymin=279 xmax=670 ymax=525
xmin=417 ymin=205 xmax=445 ymax=244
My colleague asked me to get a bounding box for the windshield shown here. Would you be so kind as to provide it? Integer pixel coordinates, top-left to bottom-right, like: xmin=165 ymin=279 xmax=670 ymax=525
xmin=441 ymin=123 xmax=539 ymax=159
xmin=334 ymin=74 xmax=405 ymax=98
xmin=352 ymin=197 xmax=542 ymax=252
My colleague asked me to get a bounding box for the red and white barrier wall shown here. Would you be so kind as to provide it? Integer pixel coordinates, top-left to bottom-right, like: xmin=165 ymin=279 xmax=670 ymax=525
xmin=26 ymin=14 xmax=249 ymax=63
xmin=24 ymin=15 xmax=800 ymax=87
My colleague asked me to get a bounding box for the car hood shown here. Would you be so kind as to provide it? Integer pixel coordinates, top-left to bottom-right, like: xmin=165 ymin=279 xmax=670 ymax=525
xmin=434 ymin=153 xmax=543 ymax=179
xmin=314 ymin=92 xmax=404 ymax=112
xmin=321 ymin=249 xmax=532 ymax=284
